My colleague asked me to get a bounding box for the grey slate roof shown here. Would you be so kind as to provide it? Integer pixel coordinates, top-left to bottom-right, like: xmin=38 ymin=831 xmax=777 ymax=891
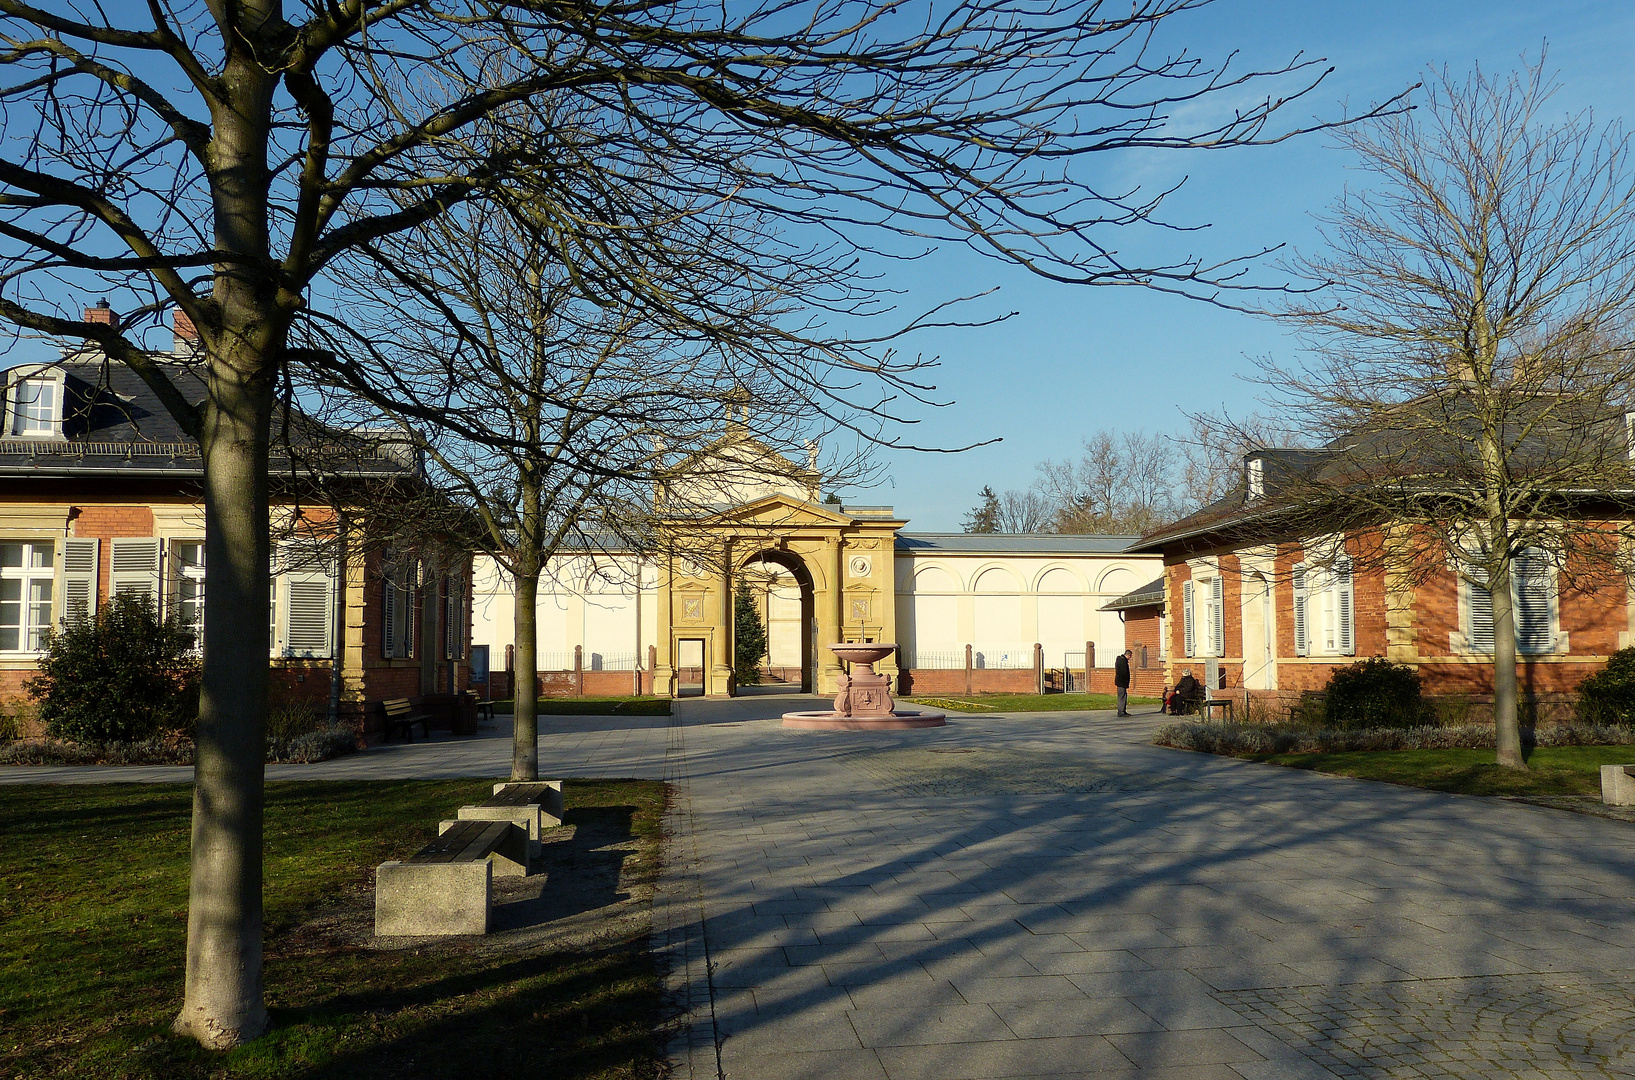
xmin=0 ymin=356 xmax=416 ymax=478
xmin=1100 ymin=576 xmax=1165 ymax=612
xmin=895 ymin=532 xmax=1145 ymax=555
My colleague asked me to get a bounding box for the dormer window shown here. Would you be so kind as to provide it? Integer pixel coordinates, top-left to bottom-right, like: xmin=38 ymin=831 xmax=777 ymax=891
xmin=11 ymin=377 xmax=57 ymax=436
xmin=1246 ymin=456 xmax=1265 ymax=499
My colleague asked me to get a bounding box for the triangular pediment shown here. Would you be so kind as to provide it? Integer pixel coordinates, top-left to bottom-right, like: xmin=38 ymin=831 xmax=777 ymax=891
xmin=711 ymin=492 xmax=855 ymax=527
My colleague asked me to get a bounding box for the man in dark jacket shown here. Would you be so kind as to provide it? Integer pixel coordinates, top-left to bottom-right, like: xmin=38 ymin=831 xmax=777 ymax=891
xmin=1113 ymin=649 xmax=1133 ymax=716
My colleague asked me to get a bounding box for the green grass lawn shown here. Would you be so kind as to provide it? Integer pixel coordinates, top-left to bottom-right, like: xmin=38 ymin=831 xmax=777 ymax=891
xmin=902 ymin=693 xmax=1161 ymax=713
xmin=482 ymin=696 xmax=672 ymax=716
xmin=0 ymin=779 xmax=667 ymax=1079
xmin=1241 ymin=745 xmax=1635 ymax=797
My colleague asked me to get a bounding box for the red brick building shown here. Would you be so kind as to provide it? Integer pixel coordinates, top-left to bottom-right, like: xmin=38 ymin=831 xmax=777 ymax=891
xmin=1 ymin=312 xmax=473 ymax=736
xmin=1131 ymin=448 xmax=1629 ymax=718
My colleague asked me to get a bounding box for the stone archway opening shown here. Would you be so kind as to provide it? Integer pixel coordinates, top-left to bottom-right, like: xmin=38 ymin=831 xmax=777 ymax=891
xmin=740 ymin=549 xmax=816 ymax=693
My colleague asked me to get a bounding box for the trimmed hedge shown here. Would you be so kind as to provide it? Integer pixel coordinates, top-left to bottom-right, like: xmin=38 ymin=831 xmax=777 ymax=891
xmin=1154 ymin=720 xmax=1635 ymax=756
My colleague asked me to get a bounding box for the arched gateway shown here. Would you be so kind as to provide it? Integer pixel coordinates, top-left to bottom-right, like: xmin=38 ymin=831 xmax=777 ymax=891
xmin=469 ymin=432 xmax=1162 ymax=699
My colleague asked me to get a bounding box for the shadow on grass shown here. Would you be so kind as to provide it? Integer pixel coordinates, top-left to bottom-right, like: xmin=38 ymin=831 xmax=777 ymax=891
xmin=493 ymin=806 xmax=636 ymax=930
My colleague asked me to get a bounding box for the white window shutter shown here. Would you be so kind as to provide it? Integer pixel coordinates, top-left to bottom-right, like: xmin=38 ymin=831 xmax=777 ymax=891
xmin=1336 ymin=561 xmax=1355 ymax=656
xmin=444 ymin=569 xmax=464 ymax=660
xmin=285 ymin=579 xmax=331 ymax=657
xmin=1182 ymin=579 xmax=1195 ymax=657
xmin=277 ymin=541 xmax=334 ymax=658
xmin=61 ymin=537 xmax=98 ymax=626
xmin=1512 ymin=551 xmax=1553 ymax=654
xmin=382 ymin=574 xmax=397 ymax=658
xmin=1210 ymin=576 xmax=1225 ymax=657
xmin=109 ymin=538 xmax=161 ymax=603
xmin=1468 ymin=575 xmax=1495 ymax=653
xmin=1292 ymin=564 xmax=1309 ymax=656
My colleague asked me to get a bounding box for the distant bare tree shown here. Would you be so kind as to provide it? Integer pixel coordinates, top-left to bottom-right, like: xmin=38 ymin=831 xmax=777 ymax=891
xmin=997 ymin=488 xmax=1058 ymax=533
xmin=1041 ymin=430 xmax=1182 ymax=534
xmin=1240 ymin=60 xmax=1635 ymax=770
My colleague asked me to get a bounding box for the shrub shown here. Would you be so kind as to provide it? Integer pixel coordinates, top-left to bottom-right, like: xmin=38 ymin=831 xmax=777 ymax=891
xmin=1154 ymin=720 xmax=1635 ymax=755
xmin=26 ymin=593 xmax=200 ymax=743
xmin=0 ymin=699 xmax=27 ymax=741
xmin=1322 ymin=658 xmax=1423 ymax=730
xmin=1578 ymin=647 xmax=1635 ymax=726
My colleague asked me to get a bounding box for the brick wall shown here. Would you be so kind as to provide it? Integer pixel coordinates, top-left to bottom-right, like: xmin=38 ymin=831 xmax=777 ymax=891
xmin=73 ymin=505 xmax=156 ymax=600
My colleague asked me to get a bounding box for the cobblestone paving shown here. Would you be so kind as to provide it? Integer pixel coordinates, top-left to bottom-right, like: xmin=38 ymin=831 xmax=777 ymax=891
xmin=9 ymin=696 xmax=1635 ymax=1078
xmin=1220 ymin=974 xmax=1635 ymax=1078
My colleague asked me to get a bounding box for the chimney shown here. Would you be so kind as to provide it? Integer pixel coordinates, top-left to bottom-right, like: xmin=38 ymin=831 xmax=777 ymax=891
xmin=172 ymin=308 xmax=199 ymax=342
xmin=83 ymin=299 xmax=119 ymax=331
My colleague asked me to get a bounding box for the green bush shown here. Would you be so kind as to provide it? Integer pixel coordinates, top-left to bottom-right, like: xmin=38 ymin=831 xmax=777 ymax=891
xmin=1578 ymin=647 xmax=1635 ymax=725
xmin=26 ymin=593 xmax=200 ymax=743
xmin=1322 ymin=657 xmax=1424 ymax=730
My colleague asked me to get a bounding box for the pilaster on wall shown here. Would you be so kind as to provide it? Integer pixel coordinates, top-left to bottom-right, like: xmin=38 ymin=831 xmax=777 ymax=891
xmin=1384 ymin=529 xmax=1419 ymax=665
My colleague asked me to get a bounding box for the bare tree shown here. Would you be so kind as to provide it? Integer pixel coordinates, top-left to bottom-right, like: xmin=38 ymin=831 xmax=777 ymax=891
xmin=1248 ymin=60 xmax=1635 ymax=769
xmin=1040 ymin=430 xmax=1182 ymax=533
xmin=0 ymin=1 xmax=1383 ymax=1046
xmin=997 ymin=488 xmax=1058 ymax=533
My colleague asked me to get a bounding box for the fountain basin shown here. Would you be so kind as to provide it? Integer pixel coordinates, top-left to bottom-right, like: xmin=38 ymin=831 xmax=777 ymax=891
xmin=781 ymin=641 xmax=946 ymax=728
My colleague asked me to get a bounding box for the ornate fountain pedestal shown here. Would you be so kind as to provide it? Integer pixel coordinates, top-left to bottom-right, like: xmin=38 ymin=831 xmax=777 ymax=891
xmin=782 ymin=643 xmax=947 ymax=729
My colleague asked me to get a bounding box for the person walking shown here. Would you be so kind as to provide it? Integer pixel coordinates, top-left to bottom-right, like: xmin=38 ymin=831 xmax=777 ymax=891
xmin=1114 ymin=648 xmax=1133 ymax=716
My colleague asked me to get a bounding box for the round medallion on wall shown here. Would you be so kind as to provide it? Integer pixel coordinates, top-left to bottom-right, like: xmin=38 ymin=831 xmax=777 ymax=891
xmin=849 ymin=554 xmax=872 ymax=577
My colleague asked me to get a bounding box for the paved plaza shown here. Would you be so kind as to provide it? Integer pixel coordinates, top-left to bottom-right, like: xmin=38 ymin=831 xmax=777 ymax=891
xmin=8 ymin=696 xmax=1635 ymax=1078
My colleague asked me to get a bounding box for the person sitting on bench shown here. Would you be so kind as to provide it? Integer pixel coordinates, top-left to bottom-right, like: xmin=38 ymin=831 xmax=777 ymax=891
xmin=1168 ymin=669 xmax=1206 ymax=715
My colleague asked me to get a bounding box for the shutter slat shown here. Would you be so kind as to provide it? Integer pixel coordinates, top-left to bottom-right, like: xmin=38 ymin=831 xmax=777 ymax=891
xmin=1337 ymin=561 xmax=1355 ymax=656
xmin=1292 ymin=565 xmax=1308 ymax=657
xmin=61 ymin=537 xmax=98 ymax=625
xmin=1182 ymin=579 xmax=1195 ymax=657
xmin=1210 ymin=575 xmax=1225 ymax=657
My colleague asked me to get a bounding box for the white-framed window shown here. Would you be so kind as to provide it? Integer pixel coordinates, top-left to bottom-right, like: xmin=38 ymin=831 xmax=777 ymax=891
xmin=169 ymin=540 xmax=205 ymax=647
xmin=273 ymin=540 xmax=336 ymax=659
xmin=1182 ymin=575 xmax=1224 ymax=658
xmin=0 ymin=541 xmax=54 ymax=651
xmin=1463 ymin=549 xmax=1557 ymax=654
xmin=1293 ymin=558 xmax=1355 ymax=657
xmin=381 ymin=550 xmax=415 ymax=659
xmin=9 ymin=376 xmax=58 ymax=436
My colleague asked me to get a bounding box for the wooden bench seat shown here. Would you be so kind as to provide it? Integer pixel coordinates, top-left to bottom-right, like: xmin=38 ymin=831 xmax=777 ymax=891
xmin=448 ymin=781 xmax=565 ymax=850
xmin=375 ymin=819 xmax=531 ymax=936
xmin=380 ymin=697 xmax=433 ymax=743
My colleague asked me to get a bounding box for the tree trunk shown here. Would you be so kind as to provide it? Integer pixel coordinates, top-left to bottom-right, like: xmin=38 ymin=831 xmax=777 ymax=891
xmin=1491 ymin=562 xmax=1527 ymax=770
xmin=512 ymin=570 xmax=540 ymax=780
xmin=174 ymin=357 xmax=273 ymax=1048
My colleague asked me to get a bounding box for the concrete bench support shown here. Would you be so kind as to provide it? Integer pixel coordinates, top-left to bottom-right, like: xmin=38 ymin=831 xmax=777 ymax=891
xmin=1600 ymin=764 xmax=1635 ymax=806
xmin=376 ymin=859 xmax=492 ymax=936
xmin=374 ymin=819 xmax=529 ymax=936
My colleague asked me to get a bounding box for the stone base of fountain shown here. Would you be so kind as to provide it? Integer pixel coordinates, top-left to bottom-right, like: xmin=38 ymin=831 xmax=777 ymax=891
xmin=781 ymin=642 xmax=947 ymax=730
xmin=780 ymin=709 xmax=947 ymax=730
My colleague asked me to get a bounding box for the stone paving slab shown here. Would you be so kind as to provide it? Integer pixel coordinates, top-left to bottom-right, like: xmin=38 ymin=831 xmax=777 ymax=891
xmin=10 ymin=696 xmax=1635 ymax=1078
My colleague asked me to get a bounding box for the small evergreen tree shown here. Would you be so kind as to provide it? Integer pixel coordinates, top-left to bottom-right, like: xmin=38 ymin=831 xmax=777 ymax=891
xmin=27 ymin=593 xmax=201 ymax=743
xmin=962 ymin=486 xmax=1002 ymax=533
xmin=734 ymin=576 xmax=768 ymax=686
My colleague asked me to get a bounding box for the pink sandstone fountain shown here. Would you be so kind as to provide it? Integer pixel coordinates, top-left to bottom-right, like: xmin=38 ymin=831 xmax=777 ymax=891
xmin=781 ymin=643 xmax=947 ymax=729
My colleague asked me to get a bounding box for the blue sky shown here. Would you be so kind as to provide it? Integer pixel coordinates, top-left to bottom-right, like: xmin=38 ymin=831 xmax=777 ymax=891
xmin=854 ymin=0 xmax=1635 ymax=529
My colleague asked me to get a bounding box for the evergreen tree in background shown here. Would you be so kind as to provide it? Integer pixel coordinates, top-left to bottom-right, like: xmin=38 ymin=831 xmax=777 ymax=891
xmin=962 ymin=486 xmax=1002 ymax=533
xmin=734 ymin=577 xmax=768 ymax=686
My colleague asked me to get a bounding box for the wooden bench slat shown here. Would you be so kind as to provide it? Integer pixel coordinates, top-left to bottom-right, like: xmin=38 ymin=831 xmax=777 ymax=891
xmin=410 ymin=820 xmax=507 ymax=863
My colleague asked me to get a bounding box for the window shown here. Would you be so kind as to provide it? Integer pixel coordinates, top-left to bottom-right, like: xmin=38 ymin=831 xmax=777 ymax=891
xmin=381 ymin=552 xmax=415 ymax=659
xmin=10 ymin=377 xmax=57 ymax=436
xmin=274 ymin=541 xmax=336 ymax=659
xmin=1182 ymin=575 xmax=1224 ymax=658
xmin=1247 ymin=457 xmax=1265 ymax=499
xmin=1465 ymin=550 xmax=1556 ymax=654
xmin=1293 ymin=558 xmax=1354 ymax=657
xmin=171 ymin=541 xmax=205 ymax=647
xmin=0 ymin=542 xmax=53 ymax=651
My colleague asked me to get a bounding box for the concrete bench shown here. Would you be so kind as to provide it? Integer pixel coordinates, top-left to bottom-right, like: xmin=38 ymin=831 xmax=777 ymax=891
xmin=1601 ymin=765 xmax=1635 ymax=806
xmin=442 ymin=781 xmax=565 ymax=852
xmin=380 ymin=697 xmax=433 ymax=743
xmin=375 ymin=819 xmax=530 ymax=936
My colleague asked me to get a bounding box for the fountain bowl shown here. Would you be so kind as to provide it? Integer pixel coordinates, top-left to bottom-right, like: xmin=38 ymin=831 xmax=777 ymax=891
xmin=781 ymin=641 xmax=946 ymax=729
